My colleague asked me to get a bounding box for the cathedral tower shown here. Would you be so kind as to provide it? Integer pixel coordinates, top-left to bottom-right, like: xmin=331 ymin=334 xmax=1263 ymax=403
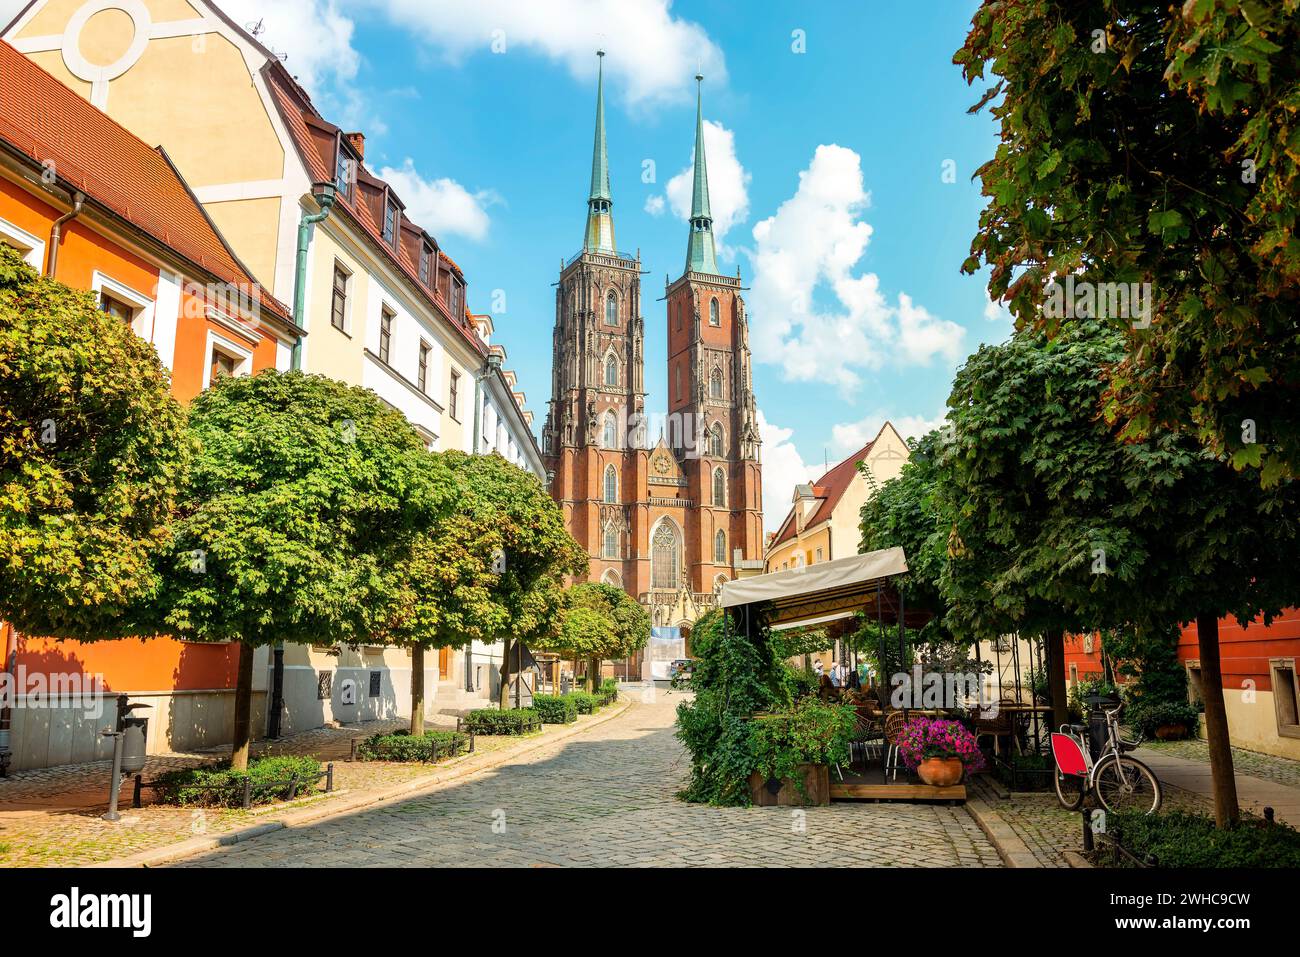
xmin=543 ymin=52 xmax=649 ymax=596
xmin=663 ymin=75 xmax=764 ymax=591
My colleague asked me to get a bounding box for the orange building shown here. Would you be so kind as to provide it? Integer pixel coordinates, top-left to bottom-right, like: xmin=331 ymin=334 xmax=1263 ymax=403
xmin=1064 ymin=616 xmax=1300 ymax=762
xmin=0 ymin=41 xmax=300 ymax=770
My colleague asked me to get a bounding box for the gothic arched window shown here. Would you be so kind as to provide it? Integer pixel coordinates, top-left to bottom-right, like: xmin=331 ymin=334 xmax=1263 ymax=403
xmin=601 ymin=568 xmax=622 ymax=588
xmin=714 ymin=529 xmax=727 ymax=564
xmin=709 ymin=297 xmax=720 ymax=326
xmin=712 ymin=467 xmax=726 ymax=507
xmin=652 ymin=522 xmax=680 ymax=589
xmin=675 ymin=302 xmax=682 ymax=332
xmin=602 ymin=522 xmax=619 ymax=559
xmin=710 ymin=367 xmax=723 ymax=400
xmin=603 ymin=464 xmax=618 ymax=503
xmin=605 ymin=290 xmax=618 ymax=326
xmin=708 ymin=422 xmax=723 ymax=457
xmin=604 ymin=354 xmax=618 ymax=387
xmin=603 ymin=412 xmax=619 ymax=449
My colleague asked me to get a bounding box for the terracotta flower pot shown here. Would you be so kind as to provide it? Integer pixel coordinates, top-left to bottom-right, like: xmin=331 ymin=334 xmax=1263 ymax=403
xmin=917 ymin=757 xmax=964 ymax=787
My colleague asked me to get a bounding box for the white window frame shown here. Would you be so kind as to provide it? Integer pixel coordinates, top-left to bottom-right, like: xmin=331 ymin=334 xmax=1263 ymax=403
xmin=202 ymin=330 xmax=254 ymax=390
xmin=92 ymin=271 xmax=155 ymax=336
xmin=0 ymin=216 xmax=45 ymax=270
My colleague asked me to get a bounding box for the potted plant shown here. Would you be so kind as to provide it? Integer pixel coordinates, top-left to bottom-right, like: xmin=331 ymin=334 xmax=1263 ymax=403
xmin=746 ymin=698 xmax=856 ymax=806
xmin=896 ymin=716 xmax=985 ymax=786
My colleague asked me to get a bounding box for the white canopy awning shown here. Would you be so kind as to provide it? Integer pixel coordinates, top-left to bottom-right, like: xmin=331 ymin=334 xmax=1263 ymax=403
xmin=718 ymin=547 xmax=913 ymax=630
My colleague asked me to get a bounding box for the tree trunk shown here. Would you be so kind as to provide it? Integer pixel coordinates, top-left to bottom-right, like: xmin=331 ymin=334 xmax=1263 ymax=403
xmin=1196 ymin=612 xmax=1239 ymax=827
xmin=231 ymin=642 xmax=255 ymax=771
xmin=587 ymin=656 xmax=601 ymax=692
xmin=498 ymin=638 xmax=512 ymax=710
xmin=1045 ymin=628 xmax=1068 ymax=734
xmin=410 ymin=646 xmax=425 ymax=735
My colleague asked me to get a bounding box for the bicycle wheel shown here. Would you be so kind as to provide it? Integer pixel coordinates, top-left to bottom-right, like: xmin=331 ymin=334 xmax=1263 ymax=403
xmin=1094 ymin=755 xmax=1162 ymax=815
xmin=1054 ymin=766 xmax=1086 ymax=810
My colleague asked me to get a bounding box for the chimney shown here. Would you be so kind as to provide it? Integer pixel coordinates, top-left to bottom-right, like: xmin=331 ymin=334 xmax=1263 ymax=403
xmin=345 ymin=132 xmax=365 ymax=161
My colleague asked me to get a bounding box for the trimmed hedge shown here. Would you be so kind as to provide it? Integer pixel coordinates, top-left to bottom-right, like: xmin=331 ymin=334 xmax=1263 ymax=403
xmin=533 ymin=695 xmax=579 ymax=724
xmin=567 ymin=692 xmax=600 ymax=715
xmin=355 ymin=729 xmax=471 ymax=762
xmin=1107 ymin=811 xmax=1300 ymax=868
xmin=464 ymin=708 xmax=541 ymax=736
xmin=153 ymin=755 xmax=323 ymax=808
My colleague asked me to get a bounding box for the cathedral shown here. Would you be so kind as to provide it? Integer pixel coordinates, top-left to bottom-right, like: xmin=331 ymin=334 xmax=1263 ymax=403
xmin=542 ymin=53 xmax=764 ymax=639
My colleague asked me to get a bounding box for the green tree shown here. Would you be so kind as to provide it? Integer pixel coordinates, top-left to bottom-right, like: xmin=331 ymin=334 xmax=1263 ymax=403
xmin=956 ymin=1 xmax=1300 ymax=484
xmin=0 ymin=243 xmax=188 ymax=638
xmin=154 ymin=371 xmax=447 ymax=768
xmin=941 ymin=321 xmax=1299 ymax=824
xmin=540 ymin=582 xmax=650 ymax=691
xmin=428 ymin=454 xmax=585 ymax=709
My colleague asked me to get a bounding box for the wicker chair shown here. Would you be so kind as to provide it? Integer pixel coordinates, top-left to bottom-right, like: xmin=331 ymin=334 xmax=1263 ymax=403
xmin=974 ymin=699 xmax=1021 ymax=756
xmin=883 ymin=710 xmax=909 ymax=781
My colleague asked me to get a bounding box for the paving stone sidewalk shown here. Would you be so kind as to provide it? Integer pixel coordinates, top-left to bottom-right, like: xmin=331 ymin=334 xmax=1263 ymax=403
xmin=0 ymin=710 xmax=552 ymax=867
xmin=173 ymin=693 xmax=1004 ymax=869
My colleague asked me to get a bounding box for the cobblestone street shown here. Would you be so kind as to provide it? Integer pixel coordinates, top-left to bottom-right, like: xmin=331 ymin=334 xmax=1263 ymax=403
xmin=174 ymin=693 xmax=1004 ymax=868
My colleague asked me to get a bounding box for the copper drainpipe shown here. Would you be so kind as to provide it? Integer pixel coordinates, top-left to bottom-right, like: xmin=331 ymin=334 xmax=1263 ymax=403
xmin=44 ymin=191 xmax=85 ymax=278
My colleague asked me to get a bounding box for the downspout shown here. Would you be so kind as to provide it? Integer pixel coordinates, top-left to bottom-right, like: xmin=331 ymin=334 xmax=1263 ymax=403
xmin=288 ymin=182 xmax=338 ymax=371
xmin=44 ymin=192 xmax=85 ymax=278
xmin=466 ymin=352 xmax=502 ymax=693
xmin=269 ymin=183 xmax=337 ymax=739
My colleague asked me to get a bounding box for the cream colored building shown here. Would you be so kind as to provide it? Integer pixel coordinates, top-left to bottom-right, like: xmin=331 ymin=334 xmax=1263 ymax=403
xmin=3 ymin=0 xmax=545 ymax=728
xmin=766 ymin=422 xmax=910 ymax=573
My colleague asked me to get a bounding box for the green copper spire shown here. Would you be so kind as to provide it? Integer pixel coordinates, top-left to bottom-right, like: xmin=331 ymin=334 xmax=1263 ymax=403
xmin=583 ymin=50 xmax=616 ymax=253
xmin=685 ymin=73 xmax=718 ymax=275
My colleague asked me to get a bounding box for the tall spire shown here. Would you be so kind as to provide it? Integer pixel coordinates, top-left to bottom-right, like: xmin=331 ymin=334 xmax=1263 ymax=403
xmin=583 ymin=50 xmax=616 ymax=253
xmin=685 ymin=72 xmax=718 ymax=275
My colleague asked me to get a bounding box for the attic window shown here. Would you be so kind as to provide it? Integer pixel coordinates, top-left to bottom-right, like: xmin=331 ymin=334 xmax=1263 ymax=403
xmin=336 ymin=144 xmax=354 ymax=200
xmin=383 ymin=198 xmax=398 ymax=248
xmin=419 ymin=242 xmax=433 ymax=286
xmin=449 ymin=278 xmax=463 ymax=320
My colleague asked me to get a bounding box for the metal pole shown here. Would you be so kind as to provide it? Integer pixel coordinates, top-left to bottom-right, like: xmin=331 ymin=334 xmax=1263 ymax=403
xmin=102 ymin=732 xmax=124 ymax=822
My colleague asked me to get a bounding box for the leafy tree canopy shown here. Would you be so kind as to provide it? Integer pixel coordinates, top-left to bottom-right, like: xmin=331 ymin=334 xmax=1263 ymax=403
xmin=0 ymin=243 xmax=188 ymax=638
xmin=153 ymin=370 xmax=448 ymax=647
xmin=957 ymin=0 xmax=1300 ymax=484
xmin=550 ymin=582 xmax=651 ymax=660
xmin=439 ymin=451 xmax=587 ymax=648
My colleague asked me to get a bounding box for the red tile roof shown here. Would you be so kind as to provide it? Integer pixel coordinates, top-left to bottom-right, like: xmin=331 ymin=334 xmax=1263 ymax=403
xmin=0 ymin=40 xmax=293 ymax=325
xmin=262 ymin=61 xmax=486 ymax=359
xmin=769 ymin=436 xmax=878 ymax=549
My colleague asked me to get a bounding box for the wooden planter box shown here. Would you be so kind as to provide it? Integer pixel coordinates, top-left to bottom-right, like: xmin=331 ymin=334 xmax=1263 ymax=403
xmin=748 ymin=764 xmax=831 ymax=807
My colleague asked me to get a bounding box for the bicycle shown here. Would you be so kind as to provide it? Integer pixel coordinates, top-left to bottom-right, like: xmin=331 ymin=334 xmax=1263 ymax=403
xmin=1051 ymin=705 xmax=1162 ymax=815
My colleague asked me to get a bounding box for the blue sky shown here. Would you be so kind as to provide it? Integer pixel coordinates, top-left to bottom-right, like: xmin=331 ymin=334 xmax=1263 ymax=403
xmin=80 ymin=0 xmax=1016 ymax=528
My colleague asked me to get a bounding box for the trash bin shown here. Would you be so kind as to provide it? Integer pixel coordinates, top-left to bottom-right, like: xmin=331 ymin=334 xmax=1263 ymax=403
xmin=116 ymin=698 xmax=151 ymax=775
xmin=1084 ymin=693 xmax=1119 ymax=759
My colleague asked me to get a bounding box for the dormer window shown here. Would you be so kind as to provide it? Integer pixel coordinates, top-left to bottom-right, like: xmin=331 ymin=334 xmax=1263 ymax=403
xmin=419 ymin=242 xmax=433 ymax=286
xmin=335 ymin=144 xmax=354 ymax=200
xmin=383 ymin=198 xmax=398 ymax=248
xmin=449 ymin=278 xmax=463 ymax=320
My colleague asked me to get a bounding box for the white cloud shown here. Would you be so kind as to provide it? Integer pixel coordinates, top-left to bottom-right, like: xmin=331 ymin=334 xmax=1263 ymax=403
xmin=661 ymin=120 xmax=750 ymax=258
xmin=644 ymin=194 xmax=666 ymax=216
xmin=221 ymin=0 xmax=360 ymax=95
xmin=366 ymin=0 xmax=725 ymax=106
xmin=759 ymin=410 xmax=824 ymax=535
xmin=379 ymin=159 xmax=502 ymax=242
xmin=984 ymin=291 xmax=1012 ymax=324
xmin=747 ymin=144 xmax=965 ymax=390
xmin=830 ymin=411 xmax=946 ymax=458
